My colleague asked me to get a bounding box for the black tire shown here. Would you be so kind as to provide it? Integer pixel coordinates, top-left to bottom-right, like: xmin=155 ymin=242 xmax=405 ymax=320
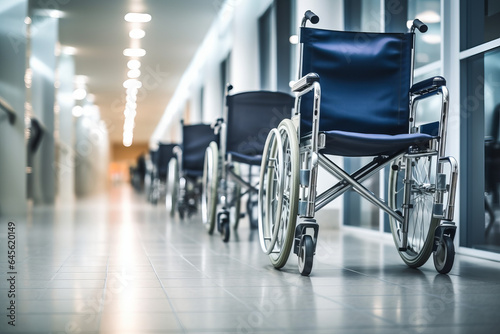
xmin=298 ymin=235 xmax=314 ymax=276
xmin=221 ymin=221 xmax=230 ymax=242
xmin=433 ymin=236 xmax=455 ymax=274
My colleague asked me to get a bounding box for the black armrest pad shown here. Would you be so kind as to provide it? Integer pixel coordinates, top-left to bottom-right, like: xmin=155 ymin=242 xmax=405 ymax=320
xmin=292 ymin=73 xmax=320 ymax=92
xmin=410 ymin=76 xmax=446 ymax=95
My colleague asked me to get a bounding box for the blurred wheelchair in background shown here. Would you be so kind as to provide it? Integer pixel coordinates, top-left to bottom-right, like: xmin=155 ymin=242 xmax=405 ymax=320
xmin=166 ymin=122 xmax=219 ymax=219
xmin=202 ymin=85 xmax=294 ymax=242
xmin=258 ymin=10 xmax=458 ymax=276
xmin=147 ymin=143 xmax=177 ymax=204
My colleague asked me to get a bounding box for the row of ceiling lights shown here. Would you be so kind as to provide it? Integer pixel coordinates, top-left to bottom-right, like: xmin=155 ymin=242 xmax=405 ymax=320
xmin=122 ymin=12 xmax=151 ymax=147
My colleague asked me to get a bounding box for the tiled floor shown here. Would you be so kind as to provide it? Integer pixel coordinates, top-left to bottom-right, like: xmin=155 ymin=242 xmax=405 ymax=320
xmin=1 ymin=184 xmax=500 ymax=333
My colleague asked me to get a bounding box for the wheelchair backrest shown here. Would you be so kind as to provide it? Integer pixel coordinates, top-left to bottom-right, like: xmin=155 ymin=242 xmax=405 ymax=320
xmin=299 ymin=27 xmax=412 ymax=135
xmin=182 ymin=123 xmax=218 ymax=172
xmin=156 ymin=143 xmax=177 ymax=178
xmin=226 ymin=91 xmax=294 ymax=156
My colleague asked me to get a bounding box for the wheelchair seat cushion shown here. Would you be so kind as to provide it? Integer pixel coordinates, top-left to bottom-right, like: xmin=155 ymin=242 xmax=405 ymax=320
xmin=320 ymin=130 xmax=433 ymax=157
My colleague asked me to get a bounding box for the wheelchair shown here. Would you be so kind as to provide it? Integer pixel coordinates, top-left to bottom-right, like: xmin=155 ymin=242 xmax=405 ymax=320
xmin=145 ymin=149 xmax=158 ymax=203
xmin=258 ymin=11 xmax=459 ymax=276
xmin=166 ymin=122 xmax=218 ymax=219
xmin=148 ymin=143 xmax=177 ymax=204
xmin=202 ymin=85 xmax=294 ymax=242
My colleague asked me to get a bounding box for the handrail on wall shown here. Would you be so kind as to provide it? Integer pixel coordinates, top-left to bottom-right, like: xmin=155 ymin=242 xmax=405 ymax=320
xmin=0 ymin=96 xmax=16 ymax=125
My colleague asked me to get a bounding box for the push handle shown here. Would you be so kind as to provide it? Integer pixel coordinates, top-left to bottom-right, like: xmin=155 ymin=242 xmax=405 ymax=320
xmin=305 ymin=10 xmax=319 ymax=24
xmin=412 ymin=19 xmax=428 ymax=33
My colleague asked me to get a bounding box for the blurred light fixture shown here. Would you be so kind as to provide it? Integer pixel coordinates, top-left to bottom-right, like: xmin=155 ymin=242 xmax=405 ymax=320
xmin=123 ymin=48 xmax=146 ymax=57
xmin=123 ymin=79 xmax=142 ymax=89
xmin=289 ymin=35 xmax=299 ymax=44
xmin=61 ymin=46 xmax=77 ymax=55
xmin=416 ymin=10 xmax=441 ymax=23
xmin=72 ymin=105 xmax=83 ymax=117
xmin=129 ymin=28 xmax=146 ymax=39
xmin=72 ymin=88 xmax=87 ymax=100
xmin=127 ymin=69 xmax=141 ymax=78
xmin=124 ymin=13 xmax=151 ymax=23
xmin=127 ymin=59 xmax=141 ymax=70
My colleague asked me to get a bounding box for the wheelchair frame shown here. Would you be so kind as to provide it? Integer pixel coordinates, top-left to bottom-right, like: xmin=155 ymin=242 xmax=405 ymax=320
xmin=166 ymin=123 xmax=214 ymax=220
xmin=202 ymin=85 xmax=277 ymax=242
xmin=258 ymin=11 xmax=459 ymax=276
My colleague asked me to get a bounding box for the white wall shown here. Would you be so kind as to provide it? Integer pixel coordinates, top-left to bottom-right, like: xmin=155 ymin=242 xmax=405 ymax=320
xmin=56 ymin=53 xmax=76 ymax=204
xmin=0 ymin=0 xmax=28 ymax=217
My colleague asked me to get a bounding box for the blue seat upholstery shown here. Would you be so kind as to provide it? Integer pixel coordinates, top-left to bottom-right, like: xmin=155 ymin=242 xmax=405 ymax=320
xmin=157 ymin=143 xmax=177 ymax=179
xmin=226 ymin=91 xmax=294 ymax=165
xmin=182 ymin=123 xmax=218 ymax=177
xmin=299 ymin=28 xmax=427 ymax=156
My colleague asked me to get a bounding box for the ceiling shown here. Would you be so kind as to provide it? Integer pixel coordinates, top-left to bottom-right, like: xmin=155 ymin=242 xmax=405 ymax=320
xmin=33 ymin=0 xmax=219 ymax=144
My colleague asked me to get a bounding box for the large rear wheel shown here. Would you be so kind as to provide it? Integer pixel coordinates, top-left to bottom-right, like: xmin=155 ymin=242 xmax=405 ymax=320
xmin=258 ymin=120 xmax=299 ymax=269
xmin=388 ymin=155 xmax=440 ymax=268
xmin=202 ymin=142 xmax=219 ymax=234
xmin=166 ymin=157 xmax=179 ymax=217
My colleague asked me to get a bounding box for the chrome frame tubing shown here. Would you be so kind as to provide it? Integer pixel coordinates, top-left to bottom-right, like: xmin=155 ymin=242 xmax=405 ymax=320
xmin=316 ymin=153 xmax=405 ymax=224
xmin=409 ymin=85 xmax=456 ymax=221
xmin=314 ymin=152 xmax=404 ymax=215
xmin=292 ymin=81 xmax=321 ymax=219
xmin=219 ymin=84 xmax=232 ymax=210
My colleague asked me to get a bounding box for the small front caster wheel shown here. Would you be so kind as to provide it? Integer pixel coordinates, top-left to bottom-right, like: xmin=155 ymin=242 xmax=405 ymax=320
xmin=298 ymin=235 xmax=314 ymax=276
xmin=221 ymin=220 xmax=230 ymax=242
xmin=218 ymin=212 xmax=230 ymax=242
xmin=433 ymin=235 xmax=455 ymax=274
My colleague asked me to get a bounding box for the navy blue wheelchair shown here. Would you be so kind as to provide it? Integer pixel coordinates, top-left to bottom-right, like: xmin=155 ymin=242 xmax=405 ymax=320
xmin=166 ymin=122 xmax=218 ymax=219
xmin=258 ymin=11 xmax=458 ymax=276
xmin=148 ymin=143 xmax=177 ymax=204
xmin=202 ymin=86 xmax=294 ymax=242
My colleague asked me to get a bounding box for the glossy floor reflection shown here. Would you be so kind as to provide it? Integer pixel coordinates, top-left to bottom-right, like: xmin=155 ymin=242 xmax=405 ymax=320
xmin=1 ymin=184 xmax=500 ymax=333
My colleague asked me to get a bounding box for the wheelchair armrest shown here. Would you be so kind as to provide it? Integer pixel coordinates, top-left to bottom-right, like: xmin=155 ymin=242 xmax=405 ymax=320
xmin=410 ymin=76 xmax=446 ymax=95
xmin=292 ymin=73 xmax=320 ymax=93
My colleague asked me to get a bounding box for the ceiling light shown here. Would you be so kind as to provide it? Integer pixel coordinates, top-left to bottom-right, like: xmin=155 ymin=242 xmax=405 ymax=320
xmin=127 ymin=59 xmax=141 ymax=70
xmin=129 ymin=28 xmax=146 ymax=39
xmin=72 ymin=106 xmax=83 ymax=117
xmin=48 ymin=10 xmax=65 ymax=18
xmin=123 ymin=48 xmax=146 ymax=57
xmin=289 ymin=35 xmax=299 ymax=44
xmin=73 ymin=88 xmax=87 ymax=100
xmin=123 ymin=79 xmax=142 ymax=89
xmin=123 ymin=137 xmax=133 ymax=147
xmin=124 ymin=109 xmax=137 ymax=118
xmin=127 ymin=69 xmax=141 ymax=78
xmin=124 ymin=13 xmax=151 ymax=23
xmin=126 ymin=102 xmax=137 ymax=110
xmin=61 ymin=46 xmax=77 ymax=55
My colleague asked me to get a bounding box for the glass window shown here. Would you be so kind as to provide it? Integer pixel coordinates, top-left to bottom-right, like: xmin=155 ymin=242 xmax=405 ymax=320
xmin=461 ymin=0 xmax=500 ymax=51
xmin=408 ymin=0 xmax=441 ymax=68
xmin=345 ymin=0 xmax=382 ymax=32
xmin=461 ymin=47 xmax=500 ymax=253
xmin=344 ymin=157 xmax=380 ymax=231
